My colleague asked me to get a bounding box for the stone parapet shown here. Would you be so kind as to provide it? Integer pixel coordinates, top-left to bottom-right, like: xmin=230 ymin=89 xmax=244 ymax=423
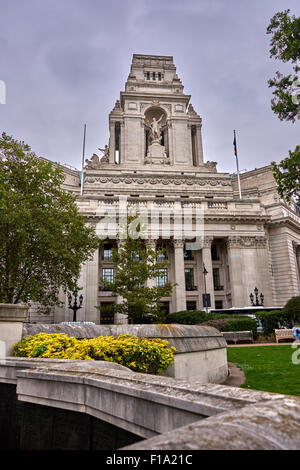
xmin=22 ymin=323 xmax=228 ymax=383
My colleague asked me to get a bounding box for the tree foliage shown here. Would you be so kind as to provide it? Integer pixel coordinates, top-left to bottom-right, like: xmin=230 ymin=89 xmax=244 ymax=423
xmin=267 ymin=10 xmax=300 ymax=204
xmin=271 ymin=146 xmax=300 ymax=203
xmin=0 ymin=132 xmax=100 ymax=305
xmin=101 ymin=215 xmax=173 ymax=324
xmin=267 ymin=9 xmax=300 ymax=123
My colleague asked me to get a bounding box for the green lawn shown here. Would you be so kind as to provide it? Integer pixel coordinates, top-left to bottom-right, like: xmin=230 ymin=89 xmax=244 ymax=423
xmin=227 ymin=345 xmax=300 ymax=396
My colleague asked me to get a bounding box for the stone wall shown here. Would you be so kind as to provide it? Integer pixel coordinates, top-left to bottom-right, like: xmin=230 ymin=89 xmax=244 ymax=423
xmin=22 ymin=323 xmax=228 ymax=383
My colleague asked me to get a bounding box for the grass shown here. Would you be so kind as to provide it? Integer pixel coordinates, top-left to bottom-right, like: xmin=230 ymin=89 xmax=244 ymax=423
xmin=227 ymin=345 xmax=300 ymax=397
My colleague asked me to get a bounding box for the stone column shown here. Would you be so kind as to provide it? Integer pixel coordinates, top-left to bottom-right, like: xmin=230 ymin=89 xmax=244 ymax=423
xmin=85 ymin=247 xmax=99 ymax=323
xmin=202 ymin=236 xmax=215 ymax=309
xmin=172 ymin=239 xmax=186 ymax=312
xmin=293 ymin=242 xmax=300 ymax=294
xmin=226 ymin=237 xmax=245 ymax=308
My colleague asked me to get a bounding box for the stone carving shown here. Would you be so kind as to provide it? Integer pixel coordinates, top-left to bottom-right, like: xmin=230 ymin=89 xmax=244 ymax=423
xmin=98 ymin=145 xmax=110 ymax=163
xmin=226 ymin=236 xmax=268 ymax=249
xmin=172 ymin=239 xmax=185 ymax=248
xmin=150 ymin=115 xmax=164 ymax=142
xmin=85 ymin=153 xmax=101 ymax=169
xmin=84 ymin=174 xmax=232 ymax=187
xmin=204 ymin=161 xmax=218 ymax=172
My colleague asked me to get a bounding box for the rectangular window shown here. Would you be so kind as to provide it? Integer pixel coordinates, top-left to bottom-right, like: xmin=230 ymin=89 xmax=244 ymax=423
xmin=146 ymin=72 xmax=150 ymax=80
xmin=100 ymin=302 xmax=115 ymax=324
xmin=213 ymin=268 xmax=222 ymax=290
xmin=211 ymin=244 xmax=219 ymax=261
xmin=152 ymin=72 xmax=156 ymax=80
xmin=184 ymin=245 xmax=194 ymax=260
xmin=185 ymin=268 xmax=194 ymax=290
xmin=158 ymin=72 xmax=162 ymax=81
xmin=157 ymin=268 xmax=167 ymax=287
xmin=215 ymin=300 xmax=223 ymax=310
xmin=102 ymin=268 xmax=114 ymax=285
xmin=103 ymin=244 xmax=113 ymax=261
xmin=186 ymin=300 xmax=197 ymax=311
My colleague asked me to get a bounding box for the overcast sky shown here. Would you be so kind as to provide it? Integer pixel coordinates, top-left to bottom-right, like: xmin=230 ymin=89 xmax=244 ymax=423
xmin=0 ymin=0 xmax=299 ymax=174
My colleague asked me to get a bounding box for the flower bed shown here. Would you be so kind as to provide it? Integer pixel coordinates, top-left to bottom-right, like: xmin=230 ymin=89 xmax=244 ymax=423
xmin=13 ymin=332 xmax=175 ymax=375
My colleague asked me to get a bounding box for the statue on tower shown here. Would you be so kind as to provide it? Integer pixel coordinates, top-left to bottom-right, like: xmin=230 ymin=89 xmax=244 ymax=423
xmin=150 ymin=115 xmax=164 ymax=142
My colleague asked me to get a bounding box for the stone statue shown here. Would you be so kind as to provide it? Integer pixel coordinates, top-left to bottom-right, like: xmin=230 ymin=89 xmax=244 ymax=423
xmin=85 ymin=153 xmax=100 ymax=169
xmin=98 ymin=145 xmax=109 ymax=163
xmin=150 ymin=115 xmax=164 ymax=141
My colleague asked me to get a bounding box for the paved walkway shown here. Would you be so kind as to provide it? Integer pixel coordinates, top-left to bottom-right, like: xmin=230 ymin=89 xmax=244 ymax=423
xmin=227 ymin=341 xmax=294 ymax=347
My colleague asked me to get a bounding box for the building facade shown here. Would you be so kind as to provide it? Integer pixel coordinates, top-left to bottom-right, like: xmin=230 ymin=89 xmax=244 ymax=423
xmin=31 ymin=54 xmax=300 ymax=324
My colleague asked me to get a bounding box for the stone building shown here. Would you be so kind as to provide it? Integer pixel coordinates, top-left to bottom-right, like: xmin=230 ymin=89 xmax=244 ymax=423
xmin=31 ymin=54 xmax=300 ymax=324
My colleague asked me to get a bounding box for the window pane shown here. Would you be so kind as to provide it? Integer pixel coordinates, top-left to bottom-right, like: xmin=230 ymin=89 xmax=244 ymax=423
xmin=157 ymin=268 xmax=167 ymax=287
xmin=102 ymin=268 xmax=114 ymax=283
xmin=185 ymin=268 xmax=194 ymax=289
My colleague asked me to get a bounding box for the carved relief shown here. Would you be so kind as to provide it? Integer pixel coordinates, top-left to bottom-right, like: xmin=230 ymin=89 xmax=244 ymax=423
xmin=226 ymin=236 xmax=267 ymax=249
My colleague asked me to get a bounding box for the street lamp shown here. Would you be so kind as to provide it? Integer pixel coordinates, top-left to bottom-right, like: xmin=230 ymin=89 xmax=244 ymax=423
xmin=249 ymin=287 xmax=264 ymax=307
xmin=202 ymin=264 xmax=211 ymax=313
xmin=68 ymin=291 xmax=83 ymax=322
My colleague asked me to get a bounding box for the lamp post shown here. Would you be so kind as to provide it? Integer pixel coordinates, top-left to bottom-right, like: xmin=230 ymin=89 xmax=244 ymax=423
xmin=202 ymin=264 xmax=211 ymax=313
xmin=68 ymin=291 xmax=83 ymax=322
xmin=249 ymin=287 xmax=264 ymax=307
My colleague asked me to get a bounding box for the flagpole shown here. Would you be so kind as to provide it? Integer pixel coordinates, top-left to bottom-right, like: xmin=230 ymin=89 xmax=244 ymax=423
xmin=233 ymin=129 xmax=242 ymax=200
xmin=80 ymin=123 xmax=86 ymax=196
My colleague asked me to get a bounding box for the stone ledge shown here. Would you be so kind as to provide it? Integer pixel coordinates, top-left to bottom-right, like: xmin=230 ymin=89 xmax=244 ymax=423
xmin=0 ymin=358 xmax=290 ymax=443
xmin=123 ymin=395 xmax=300 ymax=450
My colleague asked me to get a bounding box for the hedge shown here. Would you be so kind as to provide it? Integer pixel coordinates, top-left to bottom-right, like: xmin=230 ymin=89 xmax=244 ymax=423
xmin=13 ymin=333 xmax=176 ymax=375
xmin=201 ymin=317 xmax=258 ymax=338
xmin=166 ymin=310 xmax=207 ymax=324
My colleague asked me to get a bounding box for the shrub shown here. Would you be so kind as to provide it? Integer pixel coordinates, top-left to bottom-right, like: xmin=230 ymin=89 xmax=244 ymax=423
xmin=13 ymin=333 xmax=175 ymax=375
xmin=201 ymin=316 xmax=258 ymax=338
xmin=166 ymin=310 xmax=207 ymax=324
xmin=283 ymin=296 xmax=300 ymax=326
xmin=226 ymin=317 xmax=258 ymax=339
xmin=255 ymin=310 xmax=283 ymax=335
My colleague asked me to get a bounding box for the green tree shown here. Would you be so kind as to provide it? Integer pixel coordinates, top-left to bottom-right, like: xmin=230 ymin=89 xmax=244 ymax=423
xmin=101 ymin=215 xmax=173 ymax=324
xmin=267 ymin=10 xmax=300 ymax=203
xmin=0 ymin=132 xmax=100 ymax=305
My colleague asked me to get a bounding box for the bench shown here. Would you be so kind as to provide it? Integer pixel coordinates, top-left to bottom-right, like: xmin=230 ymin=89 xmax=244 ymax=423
xmin=274 ymin=329 xmax=295 ymax=343
xmin=222 ymin=331 xmax=253 ymax=344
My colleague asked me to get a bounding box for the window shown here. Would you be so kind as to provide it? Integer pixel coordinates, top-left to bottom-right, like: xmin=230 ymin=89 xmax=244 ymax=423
xmin=184 ymin=245 xmax=194 ymax=260
xmin=146 ymin=72 xmax=150 ymax=80
xmin=102 ymin=268 xmax=114 ymax=285
xmin=211 ymin=244 xmax=219 ymax=260
xmin=100 ymin=302 xmax=115 ymax=324
xmin=157 ymin=244 xmax=167 ymax=262
xmin=186 ymin=300 xmax=197 ymax=311
xmin=215 ymin=300 xmax=223 ymax=310
xmin=158 ymin=72 xmax=162 ymax=81
xmin=103 ymin=244 xmax=113 ymax=261
xmin=185 ymin=268 xmax=195 ymax=290
xmin=157 ymin=268 xmax=168 ymax=287
xmin=213 ymin=268 xmax=223 ymax=290
xmin=152 ymin=72 xmax=156 ymax=80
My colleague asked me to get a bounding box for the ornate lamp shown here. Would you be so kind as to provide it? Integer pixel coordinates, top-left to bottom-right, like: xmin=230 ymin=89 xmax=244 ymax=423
xmin=68 ymin=291 xmax=83 ymax=322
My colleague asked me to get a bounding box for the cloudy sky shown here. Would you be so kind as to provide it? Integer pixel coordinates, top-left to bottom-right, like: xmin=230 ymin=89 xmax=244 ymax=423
xmin=0 ymin=0 xmax=299 ymax=173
